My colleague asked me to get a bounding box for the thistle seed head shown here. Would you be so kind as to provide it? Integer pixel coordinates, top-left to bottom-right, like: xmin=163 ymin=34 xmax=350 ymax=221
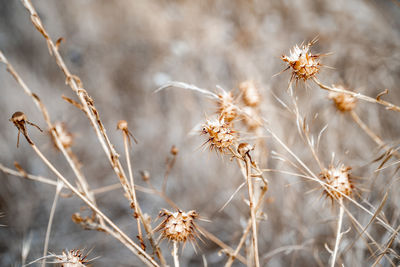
xmin=217 ymin=91 xmax=237 ymax=123
xmin=329 ymin=86 xmax=357 ymax=112
xmin=320 ymin=164 xmax=353 ymax=200
xmin=239 ymin=81 xmax=261 ymax=107
xmin=281 ymin=40 xmax=321 ymax=81
xmin=157 ymin=209 xmax=199 ymax=243
xmin=201 ymin=117 xmax=236 ymax=152
xmin=56 ymin=249 xmax=89 ymax=267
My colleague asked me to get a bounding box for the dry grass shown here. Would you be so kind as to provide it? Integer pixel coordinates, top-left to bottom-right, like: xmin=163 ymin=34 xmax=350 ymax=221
xmin=1 ymin=0 xmax=400 ymax=266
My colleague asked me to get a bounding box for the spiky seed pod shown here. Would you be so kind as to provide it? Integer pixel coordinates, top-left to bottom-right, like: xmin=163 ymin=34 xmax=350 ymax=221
xmin=202 ymin=117 xmax=236 ymax=152
xmin=320 ymin=164 xmax=353 ymax=201
xmin=281 ymin=40 xmax=321 ymax=81
xmin=239 ymin=81 xmax=261 ymax=107
xmin=329 ymin=86 xmax=357 ymax=112
xmin=52 ymin=122 xmax=73 ymax=149
xmin=56 ymin=249 xmax=89 ymax=267
xmin=157 ymin=209 xmax=199 ymax=243
xmin=217 ymin=91 xmax=237 ymax=123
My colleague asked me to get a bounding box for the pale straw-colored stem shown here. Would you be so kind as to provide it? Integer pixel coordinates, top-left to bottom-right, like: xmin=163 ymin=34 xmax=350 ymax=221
xmin=172 ymin=241 xmax=180 ymax=267
xmin=30 ymin=143 xmax=159 ymax=267
xmin=244 ymin=156 xmax=259 ymax=267
xmin=350 ymin=111 xmax=400 ymax=159
xmin=0 ymin=49 xmax=103 ymax=224
xmin=42 ymin=181 xmax=63 ymax=267
xmin=225 ymin=185 xmax=267 ymax=267
xmin=122 ymin=133 xmax=167 ymax=266
xmin=313 ymin=78 xmax=400 ymax=112
xmin=331 ymin=198 xmax=344 ymax=267
xmin=20 ymin=0 xmax=133 ymax=215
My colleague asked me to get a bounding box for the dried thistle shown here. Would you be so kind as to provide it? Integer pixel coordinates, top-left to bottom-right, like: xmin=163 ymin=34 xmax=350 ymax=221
xmin=239 ymin=81 xmax=261 ymax=107
xmin=281 ymin=39 xmax=322 ymax=81
xmin=329 ymin=85 xmax=357 ymax=112
xmin=155 ymin=209 xmax=200 ymax=243
xmin=10 ymin=111 xmax=42 ymax=147
xmin=320 ymin=164 xmax=353 ymax=201
xmin=201 ymin=117 xmax=236 ymax=152
xmin=217 ymin=91 xmax=237 ymax=123
xmin=52 ymin=122 xmax=74 ymax=149
xmin=56 ymin=249 xmax=89 ymax=267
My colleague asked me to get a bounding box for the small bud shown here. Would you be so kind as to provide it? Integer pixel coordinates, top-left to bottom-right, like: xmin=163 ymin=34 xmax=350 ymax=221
xmin=170 ymin=145 xmax=179 ymax=155
xmin=329 ymin=85 xmax=357 ymax=112
xmin=217 ymin=91 xmax=237 ymax=123
xmin=239 ymin=81 xmax=261 ymax=107
xmin=237 ymin=143 xmax=254 ymax=158
xmin=140 ymin=170 xmax=150 ymax=181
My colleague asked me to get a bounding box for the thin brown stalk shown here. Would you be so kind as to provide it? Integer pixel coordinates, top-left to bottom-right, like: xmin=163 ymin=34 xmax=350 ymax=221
xmin=0 ymin=163 xmax=57 ymax=186
xmin=244 ymin=155 xmax=259 ymax=267
xmin=122 ymin=132 xmax=167 ymax=266
xmin=350 ymin=111 xmax=400 ymax=159
xmin=197 ymin=226 xmax=247 ymax=265
xmin=313 ymin=78 xmax=400 ymax=112
xmin=28 ymin=141 xmax=159 ymax=266
xmin=0 ymin=50 xmax=102 ymax=224
xmin=20 ymin=0 xmax=133 ymax=213
xmin=225 ymin=185 xmax=267 ymax=267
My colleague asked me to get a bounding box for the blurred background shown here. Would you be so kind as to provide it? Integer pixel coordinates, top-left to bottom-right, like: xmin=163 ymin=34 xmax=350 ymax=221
xmin=0 ymin=0 xmax=399 ymax=266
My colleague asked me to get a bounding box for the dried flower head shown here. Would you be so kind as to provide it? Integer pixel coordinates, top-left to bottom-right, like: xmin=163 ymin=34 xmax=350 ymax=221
xmin=216 ymin=91 xmax=237 ymax=123
xmin=156 ymin=209 xmax=199 ymax=243
xmin=320 ymin=164 xmax=353 ymax=201
xmin=10 ymin=111 xmax=42 ymax=147
xmin=281 ymin=39 xmax=321 ymax=81
xmin=239 ymin=81 xmax=261 ymax=107
xmin=56 ymin=249 xmax=89 ymax=267
xmin=329 ymin=86 xmax=357 ymax=112
xmin=237 ymin=142 xmax=254 ymax=158
xmin=117 ymin=119 xmax=138 ymax=145
xmin=201 ymin=117 xmax=236 ymax=152
xmin=52 ymin=122 xmax=74 ymax=149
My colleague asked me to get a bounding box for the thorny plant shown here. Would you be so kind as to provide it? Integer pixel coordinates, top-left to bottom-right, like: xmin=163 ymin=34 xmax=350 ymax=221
xmin=1 ymin=1 xmax=400 ymax=266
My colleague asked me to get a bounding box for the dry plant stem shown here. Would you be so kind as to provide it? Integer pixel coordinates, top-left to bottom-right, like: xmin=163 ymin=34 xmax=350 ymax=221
xmin=29 ymin=143 xmax=159 ymax=267
xmin=244 ymin=156 xmax=260 ymax=267
xmin=313 ymin=78 xmax=400 ymax=112
xmin=225 ymin=186 xmax=267 ymax=267
xmin=0 ymin=50 xmax=102 ymax=224
xmin=172 ymin=241 xmax=179 ymax=267
xmin=350 ymin=111 xmax=400 ymax=159
xmin=42 ymin=181 xmax=63 ymax=267
xmin=0 ymin=163 xmax=57 ymax=186
xmin=197 ymin=226 xmax=247 ymax=265
xmin=330 ymin=199 xmax=344 ymax=267
xmin=21 ymin=0 xmax=133 ymax=212
xmin=123 ymin=134 xmax=143 ymax=245
xmin=122 ymin=133 xmax=166 ymax=266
